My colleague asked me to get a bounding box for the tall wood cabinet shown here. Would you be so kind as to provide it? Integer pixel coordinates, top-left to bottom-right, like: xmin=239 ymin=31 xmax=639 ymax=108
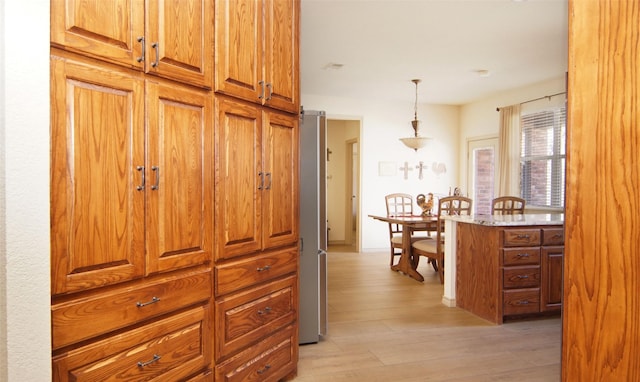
xmin=50 ymin=0 xmax=300 ymax=381
xmin=214 ymin=0 xmax=299 ymax=113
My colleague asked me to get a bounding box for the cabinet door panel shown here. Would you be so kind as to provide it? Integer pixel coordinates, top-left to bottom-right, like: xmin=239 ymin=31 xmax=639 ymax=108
xmin=541 ymin=246 xmax=564 ymax=311
xmin=214 ymin=0 xmax=263 ymax=102
xmin=215 ymin=97 xmax=263 ymax=259
xmin=262 ymin=111 xmax=299 ymax=250
xmin=50 ymin=54 xmax=145 ymax=295
xmin=146 ymin=79 xmax=213 ymax=275
xmin=263 ymin=0 xmax=299 ymax=113
xmin=146 ymin=0 xmax=213 ymax=87
xmin=51 ymin=0 xmax=144 ymax=69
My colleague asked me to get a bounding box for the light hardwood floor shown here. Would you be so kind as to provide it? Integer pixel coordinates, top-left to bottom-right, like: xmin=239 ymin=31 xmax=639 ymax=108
xmin=295 ymin=249 xmax=561 ymax=381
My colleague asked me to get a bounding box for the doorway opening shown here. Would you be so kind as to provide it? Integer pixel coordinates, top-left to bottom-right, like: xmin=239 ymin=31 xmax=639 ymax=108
xmin=326 ymin=118 xmax=361 ymax=253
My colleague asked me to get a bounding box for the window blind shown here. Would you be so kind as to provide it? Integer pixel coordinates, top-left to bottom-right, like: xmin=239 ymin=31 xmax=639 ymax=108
xmin=520 ymin=106 xmax=566 ymax=208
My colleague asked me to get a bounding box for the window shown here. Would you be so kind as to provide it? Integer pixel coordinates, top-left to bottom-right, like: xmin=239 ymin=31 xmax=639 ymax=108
xmin=520 ymin=106 xmax=566 ymax=208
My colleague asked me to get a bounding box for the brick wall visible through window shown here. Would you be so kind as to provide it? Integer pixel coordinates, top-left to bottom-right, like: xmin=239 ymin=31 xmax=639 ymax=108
xmin=474 ymin=147 xmax=494 ymax=214
xmin=520 ymin=107 xmax=566 ymax=208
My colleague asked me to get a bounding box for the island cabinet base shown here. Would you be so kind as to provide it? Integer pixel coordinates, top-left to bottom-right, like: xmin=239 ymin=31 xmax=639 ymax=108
xmin=455 ymin=220 xmax=564 ymax=324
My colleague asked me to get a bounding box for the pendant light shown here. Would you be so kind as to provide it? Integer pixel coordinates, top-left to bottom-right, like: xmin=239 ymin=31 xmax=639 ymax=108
xmin=400 ymin=79 xmax=431 ymax=151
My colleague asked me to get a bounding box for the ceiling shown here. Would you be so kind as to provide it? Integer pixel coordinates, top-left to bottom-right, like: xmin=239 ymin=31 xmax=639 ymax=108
xmin=300 ymin=0 xmax=568 ymax=105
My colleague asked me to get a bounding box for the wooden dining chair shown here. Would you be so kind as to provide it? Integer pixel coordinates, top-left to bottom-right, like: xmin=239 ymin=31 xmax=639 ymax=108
xmin=384 ymin=193 xmax=433 ymax=266
xmin=411 ymin=196 xmax=473 ymax=283
xmin=491 ymin=196 xmax=525 ymax=215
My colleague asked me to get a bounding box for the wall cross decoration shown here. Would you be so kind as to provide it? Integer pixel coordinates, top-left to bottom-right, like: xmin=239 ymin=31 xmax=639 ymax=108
xmin=416 ymin=161 xmax=428 ymax=180
xmin=399 ymin=161 xmax=413 ymax=180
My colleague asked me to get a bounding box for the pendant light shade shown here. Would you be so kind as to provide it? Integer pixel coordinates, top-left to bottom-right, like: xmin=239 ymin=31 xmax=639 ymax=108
xmin=400 ymin=79 xmax=431 ymax=151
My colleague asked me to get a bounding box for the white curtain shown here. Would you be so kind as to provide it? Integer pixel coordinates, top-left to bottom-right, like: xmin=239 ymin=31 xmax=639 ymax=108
xmin=498 ymin=104 xmax=521 ymax=197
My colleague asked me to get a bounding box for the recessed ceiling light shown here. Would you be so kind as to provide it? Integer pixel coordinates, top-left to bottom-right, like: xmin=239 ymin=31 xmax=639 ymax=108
xmin=475 ymin=69 xmax=491 ymax=78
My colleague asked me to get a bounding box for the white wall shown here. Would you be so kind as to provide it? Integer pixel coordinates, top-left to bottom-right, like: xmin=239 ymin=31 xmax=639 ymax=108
xmin=302 ymin=94 xmax=460 ymax=250
xmin=1 ymin=0 xmax=52 ymax=380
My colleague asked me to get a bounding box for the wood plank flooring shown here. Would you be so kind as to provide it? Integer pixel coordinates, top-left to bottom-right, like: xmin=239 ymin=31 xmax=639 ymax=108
xmin=294 ymin=249 xmax=561 ymax=381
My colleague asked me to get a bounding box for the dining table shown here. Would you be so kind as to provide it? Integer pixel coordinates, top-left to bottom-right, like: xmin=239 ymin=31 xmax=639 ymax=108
xmin=369 ymin=213 xmax=438 ymax=282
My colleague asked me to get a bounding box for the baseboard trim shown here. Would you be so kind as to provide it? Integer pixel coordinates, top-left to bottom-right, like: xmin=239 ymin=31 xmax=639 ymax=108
xmin=441 ymin=296 xmax=456 ymax=307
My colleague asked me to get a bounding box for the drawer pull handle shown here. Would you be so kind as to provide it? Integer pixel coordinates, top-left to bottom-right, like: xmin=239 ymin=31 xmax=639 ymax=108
xmin=257 ymin=364 xmax=272 ymax=375
xmin=516 ymin=300 xmax=530 ymax=305
xmin=516 ymin=253 xmax=530 ymax=258
xmin=136 ymin=296 xmax=160 ymax=308
xmin=516 ymin=275 xmax=529 ymax=279
xmin=258 ymin=306 xmax=272 ymax=315
xmin=257 ymin=265 xmax=271 ymax=272
xmin=516 ymin=234 xmax=530 ymax=239
xmin=137 ymin=354 xmax=161 ymax=368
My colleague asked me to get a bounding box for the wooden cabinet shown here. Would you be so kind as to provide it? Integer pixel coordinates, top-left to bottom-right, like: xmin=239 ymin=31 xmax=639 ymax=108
xmin=50 ymin=53 xmax=213 ymax=295
xmin=51 ymin=1 xmax=300 ymax=380
xmin=50 ymin=48 xmax=214 ymax=380
xmin=51 ymin=0 xmax=213 ymax=87
xmin=456 ymin=222 xmax=564 ymax=324
xmin=214 ymin=96 xmax=299 ymax=261
xmin=214 ymin=0 xmax=299 ymax=113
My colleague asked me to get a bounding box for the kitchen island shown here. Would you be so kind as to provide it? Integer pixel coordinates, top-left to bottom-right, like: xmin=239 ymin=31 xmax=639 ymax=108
xmin=442 ymin=214 xmax=564 ymax=324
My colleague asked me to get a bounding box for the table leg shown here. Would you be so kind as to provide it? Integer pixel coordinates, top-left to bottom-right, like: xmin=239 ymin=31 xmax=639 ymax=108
xmin=390 ymin=225 xmax=424 ymax=282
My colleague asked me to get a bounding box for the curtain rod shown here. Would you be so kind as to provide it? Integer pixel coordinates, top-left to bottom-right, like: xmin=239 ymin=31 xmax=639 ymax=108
xmin=496 ymin=91 xmax=566 ymax=112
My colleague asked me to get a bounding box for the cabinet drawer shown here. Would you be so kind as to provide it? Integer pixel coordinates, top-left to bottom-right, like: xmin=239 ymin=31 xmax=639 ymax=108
xmin=503 ymin=229 xmax=541 ymax=247
xmin=543 ymin=228 xmax=564 ymax=245
xmin=502 ymin=248 xmax=540 ymax=266
xmin=52 ymin=269 xmax=212 ymax=349
xmin=503 ymin=266 xmax=540 ymax=288
xmin=215 ymin=325 xmax=297 ymax=382
xmin=215 ymin=247 xmax=298 ymax=296
xmin=503 ymin=289 xmax=540 ymax=315
xmin=215 ymin=276 xmax=297 ymax=360
xmin=53 ymin=305 xmax=211 ymax=382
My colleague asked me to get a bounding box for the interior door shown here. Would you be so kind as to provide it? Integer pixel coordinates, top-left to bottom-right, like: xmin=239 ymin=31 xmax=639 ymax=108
xmin=467 ymin=136 xmax=498 ymax=215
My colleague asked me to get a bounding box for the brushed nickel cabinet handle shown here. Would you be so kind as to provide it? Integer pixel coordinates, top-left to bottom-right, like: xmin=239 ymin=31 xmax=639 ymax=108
xmin=258 ymin=171 xmax=264 ymax=190
xmin=257 ymin=364 xmax=272 ymax=375
xmin=258 ymin=80 xmax=265 ymax=100
xmin=265 ymin=172 xmax=272 ymax=190
xmin=257 ymin=265 xmax=271 ymax=272
xmin=516 ymin=253 xmax=530 ymax=258
xmin=136 ymin=36 xmax=145 ymax=63
xmin=257 ymin=306 xmax=272 ymax=315
xmin=137 ymin=354 xmax=161 ymax=367
xmin=136 ymin=296 xmax=160 ymax=307
xmin=151 ymin=166 xmax=159 ymax=190
xmin=136 ymin=166 xmax=145 ymax=191
xmin=265 ymin=82 xmax=273 ymax=100
xmin=151 ymin=42 xmax=159 ymax=67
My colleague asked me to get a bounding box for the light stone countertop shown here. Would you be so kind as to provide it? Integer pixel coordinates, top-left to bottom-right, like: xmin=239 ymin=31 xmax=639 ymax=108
xmin=441 ymin=213 xmax=564 ymax=226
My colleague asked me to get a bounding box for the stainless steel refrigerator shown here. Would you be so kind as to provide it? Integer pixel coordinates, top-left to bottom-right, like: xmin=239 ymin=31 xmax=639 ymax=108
xmin=299 ymin=109 xmax=328 ymax=344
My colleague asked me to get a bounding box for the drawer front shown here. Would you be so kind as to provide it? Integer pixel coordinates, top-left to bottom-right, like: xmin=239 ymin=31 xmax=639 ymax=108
xmin=52 ymin=269 xmax=212 ymax=349
xmin=503 ymin=289 xmax=540 ymax=315
xmin=53 ymin=305 xmax=211 ymax=382
xmin=215 ymin=276 xmax=297 ymax=360
xmin=215 ymin=247 xmax=298 ymax=296
xmin=542 ymin=227 xmax=564 ymax=245
xmin=503 ymin=266 xmax=540 ymax=288
xmin=503 ymin=229 xmax=541 ymax=247
xmin=502 ymin=248 xmax=541 ymax=266
xmin=215 ymin=325 xmax=297 ymax=382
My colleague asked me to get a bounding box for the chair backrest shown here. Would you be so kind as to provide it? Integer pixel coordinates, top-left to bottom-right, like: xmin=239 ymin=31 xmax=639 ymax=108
xmin=384 ymin=193 xmax=419 ymax=239
xmin=385 ymin=193 xmax=414 ymax=217
xmin=435 ymin=196 xmax=473 ymax=247
xmin=491 ymin=196 xmax=525 ymax=215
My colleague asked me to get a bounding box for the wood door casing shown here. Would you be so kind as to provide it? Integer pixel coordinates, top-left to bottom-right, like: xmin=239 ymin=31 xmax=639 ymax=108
xmin=50 ymin=52 xmax=146 ymax=295
xmin=145 ymin=78 xmax=213 ymax=275
xmin=564 ymin=0 xmax=640 ymax=380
